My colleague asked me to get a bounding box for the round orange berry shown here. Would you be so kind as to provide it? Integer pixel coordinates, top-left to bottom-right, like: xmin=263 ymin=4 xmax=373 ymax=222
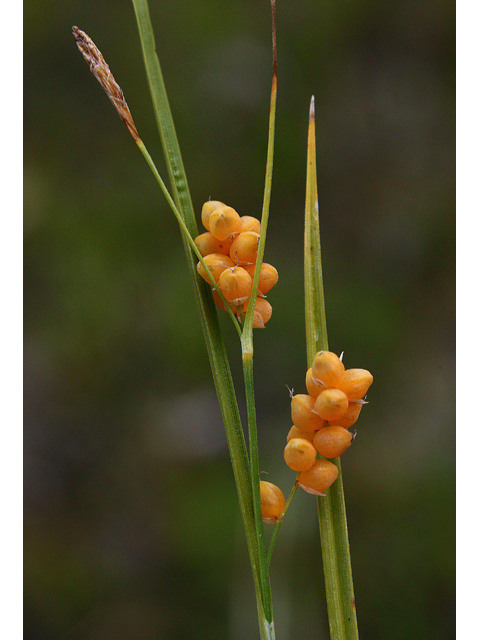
xmin=313 ymin=388 xmax=349 ymax=422
xmin=305 ymin=367 xmax=323 ymax=399
xmin=239 ymin=215 xmax=261 ymax=234
xmin=218 ymin=266 xmax=253 ymax=306
xmin=208 ymin=206 xmax=242 ymax=241
xmin=244 ymin=262 xmax=279 ymax=295
xmin=252 ymin=297 xmax=272 ymax=328
xmin=284 ymin=438 xmax=317 ymax=472
xmin=331 ymin=402 xmax=362 ymax=428
xmin=337 ymin=368 xmax=373 ymax=400
xmin=291 ymin=394 xmax=326 ymax=433
xmin=229 ymin=231 xmax=260 ymax=265
xmin=311 ymin=351 xmax=345 ymax=389
xmin=197 ymin=253 xmax=235 ymax=284
xmin=298 ymin=460 xmax=339 ymax=496
xmin=287 ymin=425 xmax=314 ymax=442
xmin=239 ymin=297 xmax=272 ymax=328
xmin=201 ymin=200 xmax=225 ymax=231
xmin=260 ymin=481 xmax=286 ymax=524
xmin=194 ymin=231 xmax=233 ymax=257
xmin=313 ymin=426 xmax=354 ymax=459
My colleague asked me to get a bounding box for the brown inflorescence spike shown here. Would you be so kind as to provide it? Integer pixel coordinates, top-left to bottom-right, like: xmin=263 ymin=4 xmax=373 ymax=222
xmin=72 ymin=26 xmax=139 ymax=141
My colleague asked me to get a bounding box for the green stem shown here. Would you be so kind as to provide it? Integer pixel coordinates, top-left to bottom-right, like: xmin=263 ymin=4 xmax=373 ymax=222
xmin=304 ymin=96 xmax=359 ymax=640
xmin=240 ymin=0 xmax=278 ymax=626
xmin=243 ymin=0 xmax=277 ymax=336
xmin=243 ymin=351 xmax=273 ymax=623
xmin=131 ymin=2 xmax=275 ymax=637
xmin=131 ymin=0 xmax=194 ymax=236
xmin=316 ymin=461 xmax=358 ymax=640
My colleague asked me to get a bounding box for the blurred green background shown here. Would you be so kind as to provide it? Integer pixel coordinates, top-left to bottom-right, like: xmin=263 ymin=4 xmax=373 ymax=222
xmin=24 ymin=0 xmax=455 ymax=638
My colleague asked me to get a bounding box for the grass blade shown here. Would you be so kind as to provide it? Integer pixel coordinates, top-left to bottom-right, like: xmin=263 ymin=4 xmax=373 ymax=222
xmin=240 ymin=0 xmax=278 ymax=625
xmin=131 ymin=0 xmax=194 ymax=232
xmin=130 ymin=2 xmax=282 ymax=637
xmin=304 ymin=96 xmax=359 ymax=640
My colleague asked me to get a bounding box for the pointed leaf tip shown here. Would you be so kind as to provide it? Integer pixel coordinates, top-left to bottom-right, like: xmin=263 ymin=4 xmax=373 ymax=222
xmin=310 ymin=96 xmax=315 ymax=121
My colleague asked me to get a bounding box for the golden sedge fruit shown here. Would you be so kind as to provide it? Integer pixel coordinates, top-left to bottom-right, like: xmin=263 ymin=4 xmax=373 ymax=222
xmin=201 ymin=200 xmax=225 ymax=231
xmin=305 ymin=367 xmax=322 ymax=399
xmin=284 ymin=438 xmax=317 ymax=472
xmin=331 ymin=402 xmax=362 ymax=428
xmin=208 ymin=205 xmax=242 ymax=241
xmin=239 ymin=215 xmax=261 ymax=234
xmin=244 ymin=262 xmax=279 ymax=295
xmin=194 ymin=231 xmax=233 ymax=257
xmin=337 ymin=368 xmax=373 ymax=400
xmin=197 ymin=253 xmax=235 ymax=284
xmin=311 ymin=350 xmax=345 ymax=389
xmin=313 ymin=426 xmax=354 ymax=459
xmin=286 ymin=425 xmax=314 ymax=442
xmin=313 ymin=388 xmax=349 ymax=422
xmin=291 ymin=394 xmax=326 ymax=432
xmin=260 ymin=481 xmax=286 ymax=524
xmin=218 ymin=266 xmax=253 ymax=305
xmin=252 ymin=297 xmax=273 ymax=328
xmin=229 ymin=231 xmax=260 ymax=265
xmin=239 ymin=297 xmax=272 ymax=328
xmin=298 ymin=460 xmax=339 ymax=496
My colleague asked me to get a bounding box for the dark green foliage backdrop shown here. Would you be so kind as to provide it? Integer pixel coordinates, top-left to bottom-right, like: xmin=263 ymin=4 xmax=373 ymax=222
xmin=24 ymin=1 xmax=455 ymax=638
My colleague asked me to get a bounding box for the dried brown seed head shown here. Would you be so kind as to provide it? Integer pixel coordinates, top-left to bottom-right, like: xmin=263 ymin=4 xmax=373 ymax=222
xmin=72 ymin=26 xmax=139 ymax=141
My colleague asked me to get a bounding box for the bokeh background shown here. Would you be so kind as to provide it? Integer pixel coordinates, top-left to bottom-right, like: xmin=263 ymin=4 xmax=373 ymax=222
xmin=24 ymin=1 xmax=455 ymax=638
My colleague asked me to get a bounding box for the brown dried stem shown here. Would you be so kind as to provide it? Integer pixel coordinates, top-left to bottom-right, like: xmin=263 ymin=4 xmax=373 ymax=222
xmin=72 ymin=26 xmax=140 ymax=141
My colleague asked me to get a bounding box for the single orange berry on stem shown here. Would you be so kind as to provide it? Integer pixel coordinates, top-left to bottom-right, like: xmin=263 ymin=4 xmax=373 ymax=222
xmin=313 ymin=426 xmax=354 ymax=458
xmin=244 ymin=262 xmax=279 ymax=295
xmin=291 ymin=393 xmax=326 ymax=432
xmin=201 ymin=200 xmax=225 ymax=231
xmin=251 ymin=297 xmax=272 ymax=328
xmin=239 ymin=215 xmax=261 ymax=234
xmin=229 ymin=231 xmax=260 ymax=265
xmin=194 ymin=231 xmax=233 ymax=257
xmin=331 ymin=401 xmax=363 ymax=428
xmin=197 ymin=253 xmax=235 ymax=284
xmin=311 ymin=350 xmax=345 ymax=389
xmin=298 ymin=459 xmax=339 ymax=496
xmin=209 ymin=206 xmax=242 ymax=241
xmin=218 ymin=266 xmax=253 ymax=306
xmin=287 ymin=425 xmax=314 ymax=442
xmin=337 ymin=368 xmax=373 ymax=400
xmin=260 ymin=480 xmax=286 ymax=524
xmin=313 ymin=388 xmax=349 ymax=422
xmin=239 ymin=297 xmax=273 ymax=328
xmin=305 ymin=367 xmax=323 ymax=399
xmin=284 ymin=438 xmax=317 ymax=472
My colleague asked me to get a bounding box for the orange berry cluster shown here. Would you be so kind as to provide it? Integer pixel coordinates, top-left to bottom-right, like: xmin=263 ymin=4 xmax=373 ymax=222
xmin=285 ymin=350 xmax=373 ymax=496
xmin=195 ymin=201 xmax=278 ymax=328
xmin=260 ymin=351 xmax=373 ymax=524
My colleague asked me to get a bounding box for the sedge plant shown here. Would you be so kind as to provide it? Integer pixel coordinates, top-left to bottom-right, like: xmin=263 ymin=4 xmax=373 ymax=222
xmin=73 ymin=2 xmax=372 ymax=638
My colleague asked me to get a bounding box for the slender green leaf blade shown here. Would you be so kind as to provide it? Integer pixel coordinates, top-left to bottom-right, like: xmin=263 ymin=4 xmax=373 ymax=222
xmin=240 ymin=2 xmax=278 ymax=626
xmin=131 ymin=0 xmax=265 ymax=612
xmin=304 ymin=96 xmax=359 ymax=640
xmin=305 ymin=95 xmax=328 ymax=361
xmin=132 ymin=0 xmax=195 ymax=233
